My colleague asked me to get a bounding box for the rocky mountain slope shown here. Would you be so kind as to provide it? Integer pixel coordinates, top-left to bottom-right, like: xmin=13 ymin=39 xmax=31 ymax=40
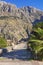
xmin=0 ymin=1 xmax=43 ymax=46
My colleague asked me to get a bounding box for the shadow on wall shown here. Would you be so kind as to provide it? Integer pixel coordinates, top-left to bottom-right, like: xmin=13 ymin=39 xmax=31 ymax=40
xmin=0 ymin=49 xmax=32 ymax=60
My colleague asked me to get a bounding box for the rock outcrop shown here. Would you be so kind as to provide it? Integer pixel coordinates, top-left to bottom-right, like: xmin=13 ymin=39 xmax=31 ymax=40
xmin=0 ymin=1 xmax=43 ymax=46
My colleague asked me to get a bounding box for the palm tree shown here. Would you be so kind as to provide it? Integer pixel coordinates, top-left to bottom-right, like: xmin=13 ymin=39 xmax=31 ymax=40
xmin=28 ymin=22 xmax=43 ymax=60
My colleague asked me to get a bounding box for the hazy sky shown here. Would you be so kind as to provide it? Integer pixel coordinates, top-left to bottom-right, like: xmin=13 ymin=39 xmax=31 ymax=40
xmin=0 ymin=0 xmax=43 ymax=10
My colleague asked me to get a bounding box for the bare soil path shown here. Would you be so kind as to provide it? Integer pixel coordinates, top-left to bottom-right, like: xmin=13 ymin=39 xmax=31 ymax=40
xmin=0 ymin=60 xmax=43 ymax=65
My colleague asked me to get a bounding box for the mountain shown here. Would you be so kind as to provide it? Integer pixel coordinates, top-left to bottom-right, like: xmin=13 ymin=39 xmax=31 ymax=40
xmin=0 ymin=1 xmax=43 ymax=47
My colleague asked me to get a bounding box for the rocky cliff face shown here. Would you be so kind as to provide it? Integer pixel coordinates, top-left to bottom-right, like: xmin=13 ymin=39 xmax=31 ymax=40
xmin=0 ymin=1 xmax=43 ymax=46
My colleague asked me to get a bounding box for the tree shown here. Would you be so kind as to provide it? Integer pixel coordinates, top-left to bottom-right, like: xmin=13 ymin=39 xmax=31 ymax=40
xmin=28 ymin=22 xmax=43 ymax=60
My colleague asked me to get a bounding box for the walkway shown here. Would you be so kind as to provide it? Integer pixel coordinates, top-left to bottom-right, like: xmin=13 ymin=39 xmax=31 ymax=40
xmin=0 ymin=60 xmax=43 ymax=65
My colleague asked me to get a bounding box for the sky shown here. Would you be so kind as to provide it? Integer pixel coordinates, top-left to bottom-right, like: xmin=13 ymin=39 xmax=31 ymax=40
xmin=0 ymin=0 xmax=43 ymax=11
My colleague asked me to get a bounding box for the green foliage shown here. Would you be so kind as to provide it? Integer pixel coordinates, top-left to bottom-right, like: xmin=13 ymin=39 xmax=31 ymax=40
xmin=0 ymin=37 xmax=7 ymax=48
xmin=28 ymin=22 xmax=43 ymax=60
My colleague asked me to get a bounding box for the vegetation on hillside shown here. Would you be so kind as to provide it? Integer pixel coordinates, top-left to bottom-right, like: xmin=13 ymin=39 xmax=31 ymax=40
xmin=28 ymin=22 xmax=43 ymax=60
xmin=0 ymin=37 xmax=7 ymax=48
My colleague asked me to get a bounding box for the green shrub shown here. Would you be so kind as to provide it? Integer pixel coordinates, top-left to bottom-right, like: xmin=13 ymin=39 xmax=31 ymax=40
xmin=0 ymin=37 xmax=7 ymax=48
xmin=28 ymin=22 xmax=43 ymax=60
